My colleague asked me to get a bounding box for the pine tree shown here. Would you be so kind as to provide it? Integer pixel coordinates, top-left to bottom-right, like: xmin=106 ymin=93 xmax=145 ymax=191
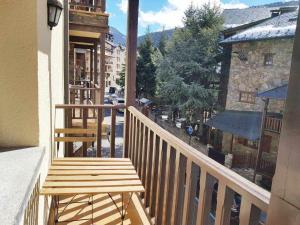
xmin=158 ymin=27 xmax=167 ymax=56
xmin=136 ymin=33 xmax=156 ymax=98
xmin=116 ymin=64 xmax=126 ymax=88
xmin=156 ymin=4 xmax=223 ymax=123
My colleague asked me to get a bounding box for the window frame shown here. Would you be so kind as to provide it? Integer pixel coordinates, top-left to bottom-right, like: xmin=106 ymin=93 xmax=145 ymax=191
xmin=239 ymin=91 xmax=256 ymax=104
xmin=263 ymin=53 xmax=275 ymax=66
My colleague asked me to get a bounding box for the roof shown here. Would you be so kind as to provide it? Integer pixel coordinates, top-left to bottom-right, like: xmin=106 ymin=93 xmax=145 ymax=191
xmin=221 ymin=11 xmax=298 ymax=44
xmin=257 ymin=84 xmax=288 ymax=100
xmin=139 ymin=98 xmax=152 ymax=105
xmin=222 ymin=8 xmax=273 ymax=30
xmin=205 ymin=110 xmax=262 ymax=140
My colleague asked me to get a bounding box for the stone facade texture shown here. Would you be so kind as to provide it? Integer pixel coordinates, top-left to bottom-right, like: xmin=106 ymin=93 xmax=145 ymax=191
xmin=221 ymin=38 xmax=294 ymax=165
xmin=225 ymin=39 xmax=294 ymax=113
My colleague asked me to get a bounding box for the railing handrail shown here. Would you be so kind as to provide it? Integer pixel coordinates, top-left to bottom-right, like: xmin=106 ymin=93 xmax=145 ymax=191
xmin=128 ymin=106 xmax=270 ymax=211
xmin=56 ymin=104 xmax=126 ymax=109
xmin=69 ymin=87 xmax=102 ymax=91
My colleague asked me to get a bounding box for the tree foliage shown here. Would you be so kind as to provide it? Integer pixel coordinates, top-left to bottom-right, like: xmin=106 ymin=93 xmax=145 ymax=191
xmin=116 ymin=64 xmax=126 ymax=88
xmin=156 ymin=4 xmax=223 ymax=122
xmin=136 ymin=33 xmax=157 ymax=98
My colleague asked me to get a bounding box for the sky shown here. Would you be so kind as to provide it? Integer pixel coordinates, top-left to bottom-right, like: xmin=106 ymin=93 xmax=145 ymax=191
xmin=107 ymin=0 xmax=291 ymax=35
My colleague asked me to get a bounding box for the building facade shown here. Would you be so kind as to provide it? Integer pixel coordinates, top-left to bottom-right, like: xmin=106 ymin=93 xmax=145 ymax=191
xmin=207 ymin=9 xmax=298 ymax=183
xmin=84 ymin=35 xmax=126 ymax=90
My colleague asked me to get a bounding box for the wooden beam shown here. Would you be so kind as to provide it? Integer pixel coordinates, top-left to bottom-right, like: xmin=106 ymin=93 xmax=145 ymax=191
xmin=253 ymin=98 xmax=269 ymax=182
xmin=125 ymin=0 xmax=139 ymax=106
xmin=124 ymin=0 xmax=139 ymax=158
xmin=99 ymin=33 xmax=106 ymax=104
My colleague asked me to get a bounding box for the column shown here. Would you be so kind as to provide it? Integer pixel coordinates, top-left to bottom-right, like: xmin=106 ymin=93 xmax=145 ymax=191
xmin=123 ymin=0 xmax=139 ymax=158
xmin=267 ymin=9 xmax=300 ymax=225
xmin=99 ymin=33 xmax=105 ymax=104
xmin=69 ymin=43 xmax=75 ymax=84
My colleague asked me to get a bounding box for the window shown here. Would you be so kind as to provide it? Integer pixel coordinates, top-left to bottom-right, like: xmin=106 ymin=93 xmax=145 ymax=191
xmin=236 ymin=137 xmax=258 ymax=149
xmin=261 ymin=135 xmax=272 ymax=153
xmin=239 ymin=91 xmax=256 ymax=104
xmin=264 ymin=53 xmax=274 ymax=66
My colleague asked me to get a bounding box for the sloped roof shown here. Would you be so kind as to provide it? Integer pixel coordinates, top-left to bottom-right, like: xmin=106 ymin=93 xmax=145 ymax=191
xmin=222 ymin=8 xmax=273 ymax=29
xmin=221 ymin=11 xmax=298 ymax=44
xmin=205 ymin=110 xmax=262 ymax=140
xmin=257 ymin=84 xmax=288 ymax=100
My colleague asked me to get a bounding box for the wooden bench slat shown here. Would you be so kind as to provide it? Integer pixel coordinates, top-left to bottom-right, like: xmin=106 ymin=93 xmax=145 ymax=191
xmin=55 ymin=128 xmax=97 ymax=134
xmin=46 ymin=174 xmax=140 ymax=181
xmin=43 ymin=180 xmax=142 ymax=187
xmin=53 ymin=158 xmax=130 ymax=162
xmin=51 ymin=161 xmax=133 ymax=166
xmin=54 ymin=137 xmax=96 ymax=142
xmin=49 ymin=165 xmax=135 ymax=170
xmin=48 ymin=170 xmax=137 ymax=175
xmin=40 ymin=186 xmax=145 ymax=195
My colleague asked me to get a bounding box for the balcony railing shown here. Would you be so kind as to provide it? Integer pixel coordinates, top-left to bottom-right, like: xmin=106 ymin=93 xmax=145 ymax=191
xmin=264 ymin=116 xmax=282 ymax=133
xmin=69 ymin=2 xmax=103 ymax=13
xmin=127 ymin=106 xmax=270 ymax=225
xmin=23 ymin=104 xmax=271 ymax=225
xmin=69 ymin=85 xmax=101 ymax=105
xmin=55 ymin=104 xmax=124 ymax=158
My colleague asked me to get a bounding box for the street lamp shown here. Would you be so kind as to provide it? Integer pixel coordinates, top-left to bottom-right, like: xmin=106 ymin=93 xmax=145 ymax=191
xmin=47 ymin=0 xmax=63 ymax=30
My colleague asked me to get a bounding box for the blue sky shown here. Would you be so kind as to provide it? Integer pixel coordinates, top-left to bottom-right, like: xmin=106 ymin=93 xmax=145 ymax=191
xmin=107 ymin=0 xmax=288 ymax=35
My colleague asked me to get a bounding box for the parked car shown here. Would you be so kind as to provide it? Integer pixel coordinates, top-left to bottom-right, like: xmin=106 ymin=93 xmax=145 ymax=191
xmin=113 ymin=98 xmax=125 ymax=113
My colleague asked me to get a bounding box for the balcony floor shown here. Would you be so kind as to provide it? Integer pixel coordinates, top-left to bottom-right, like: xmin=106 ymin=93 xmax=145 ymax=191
xmin=55 ymin=193 xmax=150 ymax=225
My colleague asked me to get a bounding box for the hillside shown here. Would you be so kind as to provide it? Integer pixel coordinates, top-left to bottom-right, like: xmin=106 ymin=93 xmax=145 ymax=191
xmin=109 ymin=26 xmax=126 ymax=46
xmin=251 ymin=0 xmax=298 ymax=8
xmin=137 ymin=29 xmax=175 ymax=47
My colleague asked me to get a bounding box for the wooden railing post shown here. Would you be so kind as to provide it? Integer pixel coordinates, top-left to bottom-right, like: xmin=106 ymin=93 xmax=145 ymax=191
xmin=240 ymin=198 xmax=261 ymax=225
xmin=214 ymin=182 xmax=235 ymax=225
xmin=110 ymin=108 xmax=116 ymax=157
xmin=82 ymin=108 xmax=88 ymax=157
xmin=97 ymin=108 xmax=102 ymax=157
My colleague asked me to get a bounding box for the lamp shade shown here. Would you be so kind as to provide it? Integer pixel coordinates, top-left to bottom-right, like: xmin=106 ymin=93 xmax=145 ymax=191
xmin=47 ymin=0 xmax=63 ymax=30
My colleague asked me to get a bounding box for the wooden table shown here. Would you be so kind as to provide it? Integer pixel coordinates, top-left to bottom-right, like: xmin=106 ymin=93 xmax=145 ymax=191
xmin=40 ymin=157 xmax=144 ymax=224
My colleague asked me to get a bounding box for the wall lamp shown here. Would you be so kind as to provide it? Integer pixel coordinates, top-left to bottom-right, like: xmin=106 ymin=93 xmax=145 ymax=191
xmin=47 ymin=0 xmax=63 ymax=30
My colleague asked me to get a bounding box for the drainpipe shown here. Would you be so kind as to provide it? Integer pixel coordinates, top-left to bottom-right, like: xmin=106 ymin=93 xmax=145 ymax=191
xmin=253 ymin=98 xmax=269 ymax=182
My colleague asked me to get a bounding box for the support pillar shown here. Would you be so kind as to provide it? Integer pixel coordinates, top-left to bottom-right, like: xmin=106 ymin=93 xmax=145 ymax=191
xmin=90 ymin=49 xmax=93 ymax=83
xmin=99 ymin=33 xmax=105 ymax=104
xmin=253 ymin=99 xmax=269 ymax=182
xmin=69 ymin=43 xmax=75 ymax=85
xmin=123 ymin=0 xmax=139 ymax=158
xmin=267 ymin=8 xmax=300 ymax=225
xmin=93 ymin=42 xmax=98 ymax=85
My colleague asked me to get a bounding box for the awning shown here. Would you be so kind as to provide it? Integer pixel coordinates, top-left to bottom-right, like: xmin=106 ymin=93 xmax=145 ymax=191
xmin=257 ymin=84 xmax=288 ymax=100
xmin=205 ymin=110 xmax=262 ymax=140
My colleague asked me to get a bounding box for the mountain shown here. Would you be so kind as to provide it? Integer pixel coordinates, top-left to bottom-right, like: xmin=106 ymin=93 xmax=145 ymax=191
xmin=252 ymin=0 xmax=299 ymax=8
xmin=110 ymin=1 xmax=299 ymax=48
xmin=109 ymin=27 xmax=126 ymax=46
xmin=137 ymin=29 xmax=175 ymax=48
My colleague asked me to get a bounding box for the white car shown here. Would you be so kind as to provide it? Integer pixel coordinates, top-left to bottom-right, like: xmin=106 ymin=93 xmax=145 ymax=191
xmin=113 ymin=98 xmax=125 ymax=113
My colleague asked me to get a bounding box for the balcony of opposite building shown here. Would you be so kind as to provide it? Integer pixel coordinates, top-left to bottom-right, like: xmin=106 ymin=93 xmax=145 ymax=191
xmin=69 ymin=0 xmax=109 ymax=39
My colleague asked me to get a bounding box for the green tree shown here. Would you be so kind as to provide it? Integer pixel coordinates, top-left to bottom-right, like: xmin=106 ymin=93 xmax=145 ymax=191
xmin=158 ymin=27 xmax=167 ymax=56
xmin=156 ymin=4 xmax=223 ymax=123
xmin=116 ymin=64 xmax=126 ymax=88
xmin=137 ymin=33 xmax=157 ymax=98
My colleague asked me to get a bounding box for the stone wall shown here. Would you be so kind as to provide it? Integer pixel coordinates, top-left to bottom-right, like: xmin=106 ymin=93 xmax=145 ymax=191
xmin=225 ymin=39 xmax=294 ymax=113
xmin=222 ymin=131 xmax=279 ymax=163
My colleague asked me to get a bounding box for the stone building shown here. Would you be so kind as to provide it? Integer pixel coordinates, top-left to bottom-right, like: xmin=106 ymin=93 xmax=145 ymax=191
xmin=206 ymin=9 xmax=298 ymax=182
